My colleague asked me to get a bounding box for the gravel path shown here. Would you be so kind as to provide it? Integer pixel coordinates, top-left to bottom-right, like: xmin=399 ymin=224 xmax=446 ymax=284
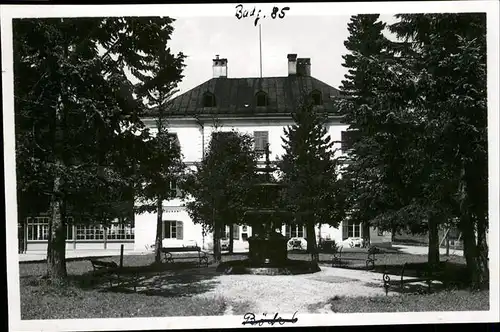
xmin=193 ymin=267 xmax=400 ymax=315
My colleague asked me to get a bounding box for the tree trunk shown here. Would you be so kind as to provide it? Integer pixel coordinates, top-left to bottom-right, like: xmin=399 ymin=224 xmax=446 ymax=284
xmin=363 ymin=222 xmax=370 ymax=248
xmin=154 ymin=197 xmax=163 ymax=263
xmin=212 ymin=208 xmax=221 ymax=263
xmin=475 ymin=211 xmax=489 ymax=288
xmin=391 ymin=223 xmax=397 ymax=242
xmin=460 ymin=211 xmax=480 ymax=288
xmin=317 ymin=223 xmax=322 ymax=248
xmin=213 ymin=224 xmax=221 ymax=263
xmin=427 ymin=214 xmax=440 ymax=265
xmin=306 ymin=221 xmax=318 ymax=261
xmin=46 ymin=170 xmax=67 ymax=283
xmin=459 ymin=162 xmax=487 ymax=290
xmin=229 ymin=223 xmax=234 ymax=254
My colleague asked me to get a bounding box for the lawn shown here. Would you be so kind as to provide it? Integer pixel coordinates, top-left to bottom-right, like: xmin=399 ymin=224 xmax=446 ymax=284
xmin=327 ymin=290 xmax=489 ymax=312
xmin=394 ymin=230 xmax=464 ymax=250
xmin=19 ymin=248 xmax=481 ymax=320
xmin=20 ymin=254 xmax=228 ymax=320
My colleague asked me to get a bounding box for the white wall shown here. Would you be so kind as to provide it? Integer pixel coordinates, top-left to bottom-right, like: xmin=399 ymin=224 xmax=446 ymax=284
xmin=134 ymin=206 xmax=204 ymax=251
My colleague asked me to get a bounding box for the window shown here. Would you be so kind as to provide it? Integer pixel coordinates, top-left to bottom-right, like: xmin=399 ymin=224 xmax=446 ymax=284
xmin=76 ymin=224 xmax=105 ymax=240
xmin=253 ymin=131 xmax=269 ymax=153
xmin=233 ymin=225 xmax=240 ymax=240
xmin=163 ymin=220 xmax=183 ymax=239
xmin=341 ymin=130 xmax=360 ymax=152
xmin=222 ymin=224 xmax=240 ymax=240
xmin=311 ymin=90 xmax=322 ymax=105
xmin=242 ymin=225 xmax=248 ymax=241
xmin=255 ymin=91 xmax=268 ymax=107
xmin=342 ymin=221 xmax=362 ymax=240
xmin=285 ymin=224 xmax=306 ymax=238
xmin=377 ymin=228 xmax=384 ymax=236
xmin=26 ymin=216 xmax=74 ymax=241
xmin=203 ymin=92 xmax=216 ymax=107
xmin=25 ymin=216 xmax=134 ymax=241
xmin=26 ymin=217 xmax=49 ymax=241
xmin=107 ymin=222 xmax=135 ymax=240
xmin=66 ymin=217 xmax=74 ymax=240
xmin=169 ymin=179 xmax=180 ymax=198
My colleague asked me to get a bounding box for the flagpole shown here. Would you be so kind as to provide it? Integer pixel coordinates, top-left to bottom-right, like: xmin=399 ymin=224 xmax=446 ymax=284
xmin=259 ymin=24 xmax=263 ymax=78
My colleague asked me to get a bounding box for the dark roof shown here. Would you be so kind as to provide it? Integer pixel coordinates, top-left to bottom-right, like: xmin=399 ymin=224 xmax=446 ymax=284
xmin=145 ymin=76 xmax=342 ymax=117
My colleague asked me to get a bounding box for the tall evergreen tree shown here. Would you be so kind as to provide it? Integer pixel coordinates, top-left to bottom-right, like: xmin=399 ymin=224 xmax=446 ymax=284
xmin=13 ymin=17 xmax=184 ymax=282
xmin=389 ymin=13 xmax=488 ymax=287
xmin=184 ymin=131 xmax=259 ymax=262
xmin=337 ymin=14 xmax=449 ymax=263
xmin=336 ymin=14 xmax=412 ymax=245
xmin=133 ymin=41 xmax=187 ymax=264
xmin=338 ymin=13 xmax=488 ymax=286
xmin=279 ymin=94 xmax=344 ymax=261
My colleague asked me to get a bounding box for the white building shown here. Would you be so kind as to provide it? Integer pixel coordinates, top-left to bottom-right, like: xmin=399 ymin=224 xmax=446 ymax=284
xmin=18 ymin=54 xmax=391 ymax=254
xmin=134 ymin=54 xmax=392 ymax=253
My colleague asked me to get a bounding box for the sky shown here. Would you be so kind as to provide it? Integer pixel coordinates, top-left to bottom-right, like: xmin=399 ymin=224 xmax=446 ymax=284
xmin=166 ymin=14 xmax=398 ymax=96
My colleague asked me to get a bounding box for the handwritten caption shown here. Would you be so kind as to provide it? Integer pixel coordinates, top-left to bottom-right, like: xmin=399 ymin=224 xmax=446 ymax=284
xmin=235 ymin=4 xmax=290 ymax=26
xmin=242 ymin=312 xmax=298 ymax=326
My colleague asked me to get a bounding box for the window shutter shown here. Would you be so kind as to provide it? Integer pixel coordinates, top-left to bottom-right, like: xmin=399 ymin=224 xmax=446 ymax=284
xmin=285 ymin=225 xmax=291 ymax=238
xmin=342 ymin=221 xmax=349 ymax=240
xmin=170 ymin=180 xmax=178 ymax=197
xmin=164 ymin=220 xmax=170 ymax=238
xmin=254 ymin=131 xmax=269 ymax=151
xmin=176 ymin=221 xmax=183 ymax=240
xmin=256 ymin=92 xmax=268 ymax=106
xmin=233 ymin=224 xmax=240 ymax=240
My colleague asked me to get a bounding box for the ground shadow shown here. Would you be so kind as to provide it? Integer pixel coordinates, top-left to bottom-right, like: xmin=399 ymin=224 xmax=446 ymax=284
xmin=70 ymin=261 xmax=223 ymax=297
xmin=360 ymin=261 xmax=472 ymax=294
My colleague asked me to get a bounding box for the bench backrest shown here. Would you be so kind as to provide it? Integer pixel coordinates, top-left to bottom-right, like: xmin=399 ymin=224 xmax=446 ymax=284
xmin=90 ymin=259 xmax=118 ymax=269
xmin=161 ymin=246 xmax=201 ymax=253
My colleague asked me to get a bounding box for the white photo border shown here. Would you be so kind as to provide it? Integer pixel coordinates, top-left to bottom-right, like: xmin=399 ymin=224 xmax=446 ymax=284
xmin=2 ymin=1 xmax=499 ymax=331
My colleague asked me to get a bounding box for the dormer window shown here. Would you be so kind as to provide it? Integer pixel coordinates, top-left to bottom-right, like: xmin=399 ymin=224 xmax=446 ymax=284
xmin=311 ymin=90 xmax=322 ymax=106
xmin=255 ymin=91 xmax=268 ymax=107
xmin=203 ymin=92 xmax=216 ymax=107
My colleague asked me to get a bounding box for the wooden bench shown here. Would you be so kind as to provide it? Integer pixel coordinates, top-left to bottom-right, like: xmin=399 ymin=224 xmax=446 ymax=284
xmin=332 ymin=246 xmax=378 ymax=270
xmin=89 ymin=259 xmax=138 ymax=291
xmin=161 ymin=246 xmax=209 ymax=267
xmin=382 ymin=261 xmax=448 ymax=294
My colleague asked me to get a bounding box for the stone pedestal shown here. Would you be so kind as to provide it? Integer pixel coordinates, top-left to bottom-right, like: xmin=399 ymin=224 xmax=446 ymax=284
xmin=248 ymin=232 xmax=288 ymax=266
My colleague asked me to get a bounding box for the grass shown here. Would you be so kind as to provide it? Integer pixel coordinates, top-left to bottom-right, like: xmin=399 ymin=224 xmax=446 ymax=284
xmin=328 ymin=290 xmax=489 ymax=312
xmin=20 ymin=254 xmax=228 ymax=320
xmin=21 ymin=279 xmax=227 ymax=319
xmin=19 ymin=248 xmax=481 ymax=319
xmin=394 ymin=230 xmax=464 ymax=250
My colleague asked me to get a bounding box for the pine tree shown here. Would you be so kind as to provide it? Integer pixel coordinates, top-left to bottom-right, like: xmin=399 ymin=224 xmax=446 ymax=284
xmin=336 ymin=14 xmax=412 ymax=245
xmin=184 ymin=131 xmax=259 ymax=262
xmin=389 ymin=13 xmax=488 ymax=287
xmin=279 ymin=94 xmax=344 ymax=261
xmin=133 ymin=43 xmax=187 ymax=264
xmin=13 ymin=17 xmax=185 ymax=282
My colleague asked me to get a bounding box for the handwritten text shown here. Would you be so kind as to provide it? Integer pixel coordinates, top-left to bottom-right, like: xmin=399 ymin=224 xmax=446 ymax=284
xmin=235 ymin=4 xmax=290 ymax=26
xmin=242 ymin=312 xmax=298 ymax=326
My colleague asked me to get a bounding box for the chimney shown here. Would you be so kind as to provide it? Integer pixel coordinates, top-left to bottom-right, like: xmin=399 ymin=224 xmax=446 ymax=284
xmin=296 ymin=58 xmax=311 ymax=76
xmin=213 ymin=55 xmax=228 ymax=78
xmin=287 ymin=54 xmax=297 ymax=76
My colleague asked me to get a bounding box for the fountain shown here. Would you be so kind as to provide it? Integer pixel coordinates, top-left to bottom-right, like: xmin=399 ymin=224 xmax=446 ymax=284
xmin=216 ymin=143 xmax=321 ymax=275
